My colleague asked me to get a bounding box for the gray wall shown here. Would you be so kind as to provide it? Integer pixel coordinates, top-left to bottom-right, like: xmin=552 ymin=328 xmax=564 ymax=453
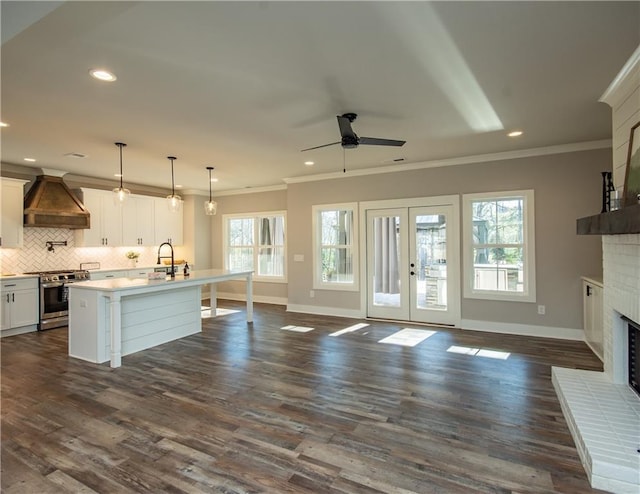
xmin=212 ymin=189 xmax=289 ymax=300
xmin=213 ymin=148 xmax=605 ymax=331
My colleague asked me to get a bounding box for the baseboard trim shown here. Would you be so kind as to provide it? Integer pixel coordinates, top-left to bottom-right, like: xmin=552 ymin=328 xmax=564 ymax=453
xmin=286 ymin=304 xmax=364 ymax=320
xmin=460 ymin=318 xmax=585 ymax=340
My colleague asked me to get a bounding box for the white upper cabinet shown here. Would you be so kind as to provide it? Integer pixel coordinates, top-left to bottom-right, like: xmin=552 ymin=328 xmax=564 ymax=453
xmin=1 ymin=178 xmax=27 ymax=248
xmin=75 ymin=189 xmax=123 ymax=247
xmin=76 ymin=188 xmax=182 ymax=247
xmin=122 ymin=195 xmax=155 ymax=246
xmin=154 ymin=197 xmax=183 ymax=245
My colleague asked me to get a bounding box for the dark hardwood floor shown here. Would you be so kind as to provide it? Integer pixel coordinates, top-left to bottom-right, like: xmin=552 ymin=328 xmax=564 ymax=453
xmin=1 ymin=301 xmax=605 ymax=493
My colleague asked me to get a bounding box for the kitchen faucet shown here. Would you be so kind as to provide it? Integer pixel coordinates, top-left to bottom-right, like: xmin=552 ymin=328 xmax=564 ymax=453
xmin=157 ymin=242 xmax=175 ymax=278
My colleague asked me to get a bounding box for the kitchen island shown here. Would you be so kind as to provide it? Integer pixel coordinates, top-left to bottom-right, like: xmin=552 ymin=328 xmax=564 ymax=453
xmin=68 ymin=269 xmax=253 ymax=368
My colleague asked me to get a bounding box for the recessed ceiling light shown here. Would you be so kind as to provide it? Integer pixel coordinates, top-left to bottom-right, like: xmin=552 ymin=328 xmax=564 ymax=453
xmin=0 ymin=122 xmax=9 ymax=128
xmin=89 ymin=68 xmax=117 ymax=82
xmin=24 ymin=157 xmax=36 ymax=162
xmin=508 ymin=130 xmax=523 ymax=137
xmin=175 ymin=184 xmax=183 ymax=188
xmin=114 ymin=173 xmax=123 ymax=178
xmin=304 ymin=161 xmax=314 ymax=166
xmin=210 ymin=177 xmax=219 ymax=182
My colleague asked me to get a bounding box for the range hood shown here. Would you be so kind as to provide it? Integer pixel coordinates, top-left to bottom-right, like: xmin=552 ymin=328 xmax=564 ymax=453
xmin=23 ymin=175 xmax=90 ymax=229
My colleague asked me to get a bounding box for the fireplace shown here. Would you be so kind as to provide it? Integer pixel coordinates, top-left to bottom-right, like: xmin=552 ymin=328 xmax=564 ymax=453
xmin=552 ymin=233 xmax=640 ymax=494
xmin=626 ymin=317 xmax=640 ymax=397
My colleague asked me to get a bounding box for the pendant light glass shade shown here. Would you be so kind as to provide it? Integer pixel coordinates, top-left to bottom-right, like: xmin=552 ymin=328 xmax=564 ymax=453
xmin=204 ymin=166 xmax=217 ymax=216
xmin=112 ymin=142 xmax=130 ymax=204
xmin=166 ymin=156 xmax=182 ymax=213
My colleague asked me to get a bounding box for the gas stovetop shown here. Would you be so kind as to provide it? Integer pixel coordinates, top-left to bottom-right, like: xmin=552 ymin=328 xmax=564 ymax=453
xmin=23 ymin=270 xmax=90 ymax=282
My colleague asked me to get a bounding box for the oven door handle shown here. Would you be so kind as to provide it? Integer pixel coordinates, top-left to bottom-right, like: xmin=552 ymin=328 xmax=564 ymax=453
xmin=41 ymin=282 xmax=64 ymax=288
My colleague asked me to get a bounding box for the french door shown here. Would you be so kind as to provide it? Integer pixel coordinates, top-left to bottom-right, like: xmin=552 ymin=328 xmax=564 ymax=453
xmin=365 ymin=201 xmax=460 ymax=326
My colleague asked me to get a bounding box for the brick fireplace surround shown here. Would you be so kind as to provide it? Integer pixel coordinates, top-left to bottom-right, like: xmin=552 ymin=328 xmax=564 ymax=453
xmin=553 ymin=233 xmax=640 ymax=493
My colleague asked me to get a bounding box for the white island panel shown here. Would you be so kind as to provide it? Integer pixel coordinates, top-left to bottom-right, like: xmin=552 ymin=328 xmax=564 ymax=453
xmin=68 ymin=269 xmax=253 ymax=367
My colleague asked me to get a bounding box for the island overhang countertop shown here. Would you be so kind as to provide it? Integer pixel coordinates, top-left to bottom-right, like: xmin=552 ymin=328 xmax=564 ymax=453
xmin=70 ymin=268 xmax=254 ymax=293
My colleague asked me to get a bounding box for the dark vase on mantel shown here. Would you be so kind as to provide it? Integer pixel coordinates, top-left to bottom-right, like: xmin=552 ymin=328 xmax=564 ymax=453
xmin=601 ymin=171 xmax=615 ymax=213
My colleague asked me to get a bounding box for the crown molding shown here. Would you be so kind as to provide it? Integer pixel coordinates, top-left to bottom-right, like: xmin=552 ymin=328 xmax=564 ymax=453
xmin=283 ymin=139 xmax=612 ymax=185
xmin=212 ymin=183 xmax=287 ymax=197
xmin=599 ymin=44 xmax=640 ymax=109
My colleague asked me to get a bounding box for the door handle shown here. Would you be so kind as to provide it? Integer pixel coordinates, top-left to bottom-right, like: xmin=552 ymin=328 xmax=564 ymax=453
xmin=6 ymin=294 xmax=9 ymax=303
xmin=586 ymin=285 xmax=592 ymax=296
xmin=12 ymin=293 xmax=14 ymax=302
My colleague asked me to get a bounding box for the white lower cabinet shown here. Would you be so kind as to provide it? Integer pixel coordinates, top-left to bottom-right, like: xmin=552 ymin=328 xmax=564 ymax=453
xmin=582 ymin=277 xmax=603 ymax=361
xmin=1 ymin=277 xmax=39 ymax=334
xmin=89 ymin=270 xmax=128 ymax=281
xmin=128 ymin=268 xmax=154 ymax=279
xmin=89 ymin=268 xmax=154 ymax=281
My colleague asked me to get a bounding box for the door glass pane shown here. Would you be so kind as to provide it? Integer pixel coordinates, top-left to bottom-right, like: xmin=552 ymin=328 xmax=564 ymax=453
xmin=372 ymin=215 xmax=401 ymax=308
xmin=415 ymin=214 xmax=447 ymax=311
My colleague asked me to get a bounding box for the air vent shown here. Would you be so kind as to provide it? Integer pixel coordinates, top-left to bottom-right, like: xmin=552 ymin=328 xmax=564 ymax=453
xmin=64 ymin=152 xmax=87 ymax=158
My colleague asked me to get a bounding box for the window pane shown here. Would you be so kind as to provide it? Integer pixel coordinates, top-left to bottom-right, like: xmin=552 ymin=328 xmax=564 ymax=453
xmin=321 ymin=210 xmax=353 ymax=246
xmin=229 ymin=218 xmax=254 ymax=246
xmin=258 ymin=246 xmax=284 ymax=276
xmin=496 ymin=199 xmax=523 ymax=244
xmin=258 ymin=216 xmax=285 ymax=247
xmin=472 ymin=201 xmax=496 ymax=244
xmin=321 ymin=247 xmax=353 ymax=283
xmin=473 ymin=247 xmax=523 ymax=292
xmin=228 ymin=247 xmax=253 ymax=271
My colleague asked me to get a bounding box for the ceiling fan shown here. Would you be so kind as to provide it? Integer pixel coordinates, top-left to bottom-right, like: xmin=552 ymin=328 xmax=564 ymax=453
xmin=301 ymin=113 xmax=406 ymax=152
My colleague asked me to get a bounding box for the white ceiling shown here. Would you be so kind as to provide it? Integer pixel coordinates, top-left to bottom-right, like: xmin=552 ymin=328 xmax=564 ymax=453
xmin=1 ymin=1 xmax=639 ymax=194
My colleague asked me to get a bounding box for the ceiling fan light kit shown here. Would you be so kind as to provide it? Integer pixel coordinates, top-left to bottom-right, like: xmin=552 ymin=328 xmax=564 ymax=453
xmin=166 ymin=156 xmax=182 ymax=213
xmin=112 ymin=142 xmax=131 ymax=204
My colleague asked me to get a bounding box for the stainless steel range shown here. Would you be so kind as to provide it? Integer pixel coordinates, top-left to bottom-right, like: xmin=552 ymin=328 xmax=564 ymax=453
xmin=23 ymin=270 xmax=90 ymax=330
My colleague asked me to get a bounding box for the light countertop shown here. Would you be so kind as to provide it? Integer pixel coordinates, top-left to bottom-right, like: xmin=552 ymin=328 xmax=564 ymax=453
xmin=1 ymin=274 xmax=40 ymax=280
xmin=68 ymin=269 xmax=253 ymax=293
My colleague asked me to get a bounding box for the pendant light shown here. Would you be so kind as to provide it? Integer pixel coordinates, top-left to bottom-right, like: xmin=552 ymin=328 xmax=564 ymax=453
xmin=204 ymin=166 xmax=217 ymax=215
xmin=112 ymin=142 xmax=130 ymax=204
xmin=166 ymin=156 xmax=182 ymax=213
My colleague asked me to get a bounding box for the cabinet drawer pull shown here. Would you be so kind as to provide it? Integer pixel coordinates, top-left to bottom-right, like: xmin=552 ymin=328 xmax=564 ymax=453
xmin=4 ymin=284 xmax=16 ymax=287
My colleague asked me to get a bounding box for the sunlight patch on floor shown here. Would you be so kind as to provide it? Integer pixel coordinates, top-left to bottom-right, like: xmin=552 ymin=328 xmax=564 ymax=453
xmin=201 ymin=306 xmax=241 ymax=319
xmin=281 ymin=325 xmax=315 ymax=333
xmin=329 ymin=323 xmax=370 ymax=337
xmin=378 ymin=328 xmax=437 ymax=347
xmin=447 ymin=345 xmax=510 ymax=359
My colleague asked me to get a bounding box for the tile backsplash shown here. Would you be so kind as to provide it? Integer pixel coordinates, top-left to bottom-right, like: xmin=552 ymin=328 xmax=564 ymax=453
xmin=0 ymin=227 xmax=160 ymax=273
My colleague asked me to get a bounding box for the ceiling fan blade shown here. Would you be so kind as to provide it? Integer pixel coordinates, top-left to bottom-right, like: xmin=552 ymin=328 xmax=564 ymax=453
xmin=337 ymin=115 xmax=356 ymax=139
xmin=359 ymin=137 xmax=406 ymax=147
xmin=301 ymin=141 xmax=341 ymax=152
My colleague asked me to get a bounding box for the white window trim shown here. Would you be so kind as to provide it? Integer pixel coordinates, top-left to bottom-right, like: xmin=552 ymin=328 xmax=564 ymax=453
xmin=312 ymin=202 xmax=359 ymax=292
xmin=463 ymin=190 xmax=536 ymax=302
xmin=222 ymin=210 xmax=287 ymax=283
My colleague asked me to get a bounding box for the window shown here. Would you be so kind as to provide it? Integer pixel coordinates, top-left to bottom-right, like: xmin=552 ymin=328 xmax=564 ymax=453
xmin=463 ymin=191 xmax=535 ymax=302
xmin=312 ymin=203 xmax=358 ymax=291
xmin=223 ymin=211 xmax=286 ymax=282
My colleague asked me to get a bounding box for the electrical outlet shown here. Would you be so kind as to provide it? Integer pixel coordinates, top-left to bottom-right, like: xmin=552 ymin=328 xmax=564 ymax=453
xmin=309 ymin=290 xmax=315 ymax=298
xmin=538 ymin=305 xmax=545 ymax=315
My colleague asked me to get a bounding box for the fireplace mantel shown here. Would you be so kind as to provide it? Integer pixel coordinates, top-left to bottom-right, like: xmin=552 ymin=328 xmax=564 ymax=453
xmin=577 ymin=204 xmax=640 ymax=235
